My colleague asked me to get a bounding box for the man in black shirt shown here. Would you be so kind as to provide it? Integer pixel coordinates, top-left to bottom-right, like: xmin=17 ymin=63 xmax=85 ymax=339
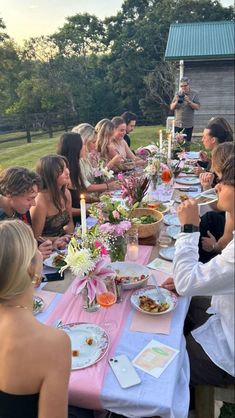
xmin=121 ymin=111 xmax=137 ymax=148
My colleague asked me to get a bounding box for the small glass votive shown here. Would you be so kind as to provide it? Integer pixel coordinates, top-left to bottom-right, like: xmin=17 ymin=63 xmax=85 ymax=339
xmin=126 ymin=230 xmax=139 ymax=261
xmin=158 ymin=233 xmax=172 ymax=247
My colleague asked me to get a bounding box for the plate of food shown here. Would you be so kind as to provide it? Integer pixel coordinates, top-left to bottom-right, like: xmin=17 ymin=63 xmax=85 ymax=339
xmin=146 ymin=201 xmax=169 ymax=213
xmin=58 ymin=322 xmax=109 ymax=370
xmin=43 ymin=251 xmax=66 ymax=269
xmin=159 ymin=246 xmax=176 ymax=261
xmin=181 ymin=165 xmax=195 ymax=174
xmin=33 ymin=296 xmax=45 ymax=315
xmin=166 ymin=225 xmax=181 ymax=240
xmin=131 ymin=285 xmax=178 ymax=315
xmin=195 ymin=189 xmax=218 ymax=206
xmin=176 ymin=177 xmax=200 ymax=185
xmin=163 ymin=214 xmax=180 ymax=226
xmin=108 ymin=262 xmax=150 ymax=290
xmin=175 ymin=193 xmax=189 ymax=203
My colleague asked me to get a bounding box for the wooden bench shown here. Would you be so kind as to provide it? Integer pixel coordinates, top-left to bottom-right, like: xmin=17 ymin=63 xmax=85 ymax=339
xmin=195 ymin=384 xmax=235 ymax=418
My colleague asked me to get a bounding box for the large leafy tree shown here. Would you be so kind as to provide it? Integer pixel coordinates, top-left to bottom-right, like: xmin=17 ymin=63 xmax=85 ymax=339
xmin=105 ymin=0 xmax=234 ymax=120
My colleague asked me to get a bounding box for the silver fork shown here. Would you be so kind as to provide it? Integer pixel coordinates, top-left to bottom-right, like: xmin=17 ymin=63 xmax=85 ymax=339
xmin=150 ymin=274 xmax=167 ymax=304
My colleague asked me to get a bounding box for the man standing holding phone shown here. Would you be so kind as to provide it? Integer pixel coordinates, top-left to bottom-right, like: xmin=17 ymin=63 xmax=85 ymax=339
xmin=170 ymin=77 xmax=200 ymax=146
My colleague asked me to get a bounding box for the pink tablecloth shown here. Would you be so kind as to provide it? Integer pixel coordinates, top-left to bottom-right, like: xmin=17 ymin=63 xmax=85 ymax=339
xmin=46 ymin=245 xmax=153 ymax=410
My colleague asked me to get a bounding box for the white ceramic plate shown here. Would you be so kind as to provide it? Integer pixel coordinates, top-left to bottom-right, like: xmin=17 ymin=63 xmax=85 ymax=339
xmin=59 ymin=323 xmax=109 ymax=370
xmin=164 ymin=214 xmax=180 ymax=226
xmin=33 ymin=296 xmax=45 ymax=315
xmin=108 ymin=262 xmax=150 ymax=290
xmin=43 ymin=251 xmax=66 ymax=269
xmin=176 ymin=177 xmax=200 ymax=185
xmin=166 ymin=225 xmax=181 ymax=239
xmin=131 ymin=285 xmax=178 ymax=315
xmin=185 ymin=151 xmax=200 ymax=160
xmin=159 ymin=246 xmax=176 ymax=261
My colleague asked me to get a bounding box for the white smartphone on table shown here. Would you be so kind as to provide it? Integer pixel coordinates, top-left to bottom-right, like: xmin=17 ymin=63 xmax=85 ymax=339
xmin=108 ymin=354 xmax=141 ymax=389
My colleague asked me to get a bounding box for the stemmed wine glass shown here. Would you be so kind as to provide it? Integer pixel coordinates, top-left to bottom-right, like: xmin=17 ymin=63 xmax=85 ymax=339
xmin=161 ymin=167 xmax=173 ymax=200
xmin=96 ymin=276 xmax=117 ymax=332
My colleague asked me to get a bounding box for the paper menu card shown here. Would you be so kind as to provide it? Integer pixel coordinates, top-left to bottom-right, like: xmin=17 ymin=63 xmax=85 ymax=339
xmin=132 ymin=339 xmax=179 ymax=379
xmin=147 ymin=257 xmax=173 ymax=275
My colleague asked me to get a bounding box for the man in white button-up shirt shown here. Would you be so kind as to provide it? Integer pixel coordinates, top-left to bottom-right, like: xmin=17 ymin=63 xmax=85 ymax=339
xmin=162 ymin=153 xmax=234 ymax=399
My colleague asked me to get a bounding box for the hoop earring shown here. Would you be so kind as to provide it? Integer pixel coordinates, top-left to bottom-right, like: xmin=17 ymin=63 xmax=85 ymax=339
xmin=32 ymin=273 xmax=42 ymax=288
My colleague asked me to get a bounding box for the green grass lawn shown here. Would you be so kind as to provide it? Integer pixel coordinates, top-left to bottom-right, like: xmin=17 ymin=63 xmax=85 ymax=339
xmin=0 ymin=125 xmax=202 ymax=171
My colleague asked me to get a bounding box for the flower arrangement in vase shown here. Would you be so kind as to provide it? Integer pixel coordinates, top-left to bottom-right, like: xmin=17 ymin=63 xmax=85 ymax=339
xmin=118 ymin=173 xmax=150 ymax=205
xmin=89 ymin=195 xmax=131 ymax=262
xmin=93 ymin=161 xmax=114 ymax=184
xmin=144 ymin=157 xmax=161 ymax=190
xmin=60 ymin=225 xmax=113 ymax=311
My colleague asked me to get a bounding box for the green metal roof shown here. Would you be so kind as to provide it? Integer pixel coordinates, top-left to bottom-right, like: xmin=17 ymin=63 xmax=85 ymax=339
xmin=165 ymin=21 xmax=235 ymax=60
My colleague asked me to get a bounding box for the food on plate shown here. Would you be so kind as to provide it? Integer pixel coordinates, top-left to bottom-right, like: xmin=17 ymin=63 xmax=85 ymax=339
xmin=72 ymin=350 xmax=80 ymax=357
xmin=114 ymin=271 xmax=149 ymax=284
xmin=179 ymin=194 xmax=189 ymax=202
xmin=146 ymin=202 xmax=167 ymax=212
xmin=52 ymin=254 xmax=66 ymax=268
xmin=182 ymin=165 xmax=194 ymax=173
xmin=132 ymin=215 xmax=157 ymax=225
xmin=86 ymin=337 xmax=93 ymax=346
xmin=139 ymin=295 xmax=169 ymax=313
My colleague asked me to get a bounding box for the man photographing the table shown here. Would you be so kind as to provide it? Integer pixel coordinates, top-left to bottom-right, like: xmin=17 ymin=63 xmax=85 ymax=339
xmin=170 ymin=77 xmax=200 ymax=145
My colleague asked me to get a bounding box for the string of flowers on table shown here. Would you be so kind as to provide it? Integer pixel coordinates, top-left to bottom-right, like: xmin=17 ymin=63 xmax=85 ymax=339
xmin=60 ymin=225 xmax=113 ymax=309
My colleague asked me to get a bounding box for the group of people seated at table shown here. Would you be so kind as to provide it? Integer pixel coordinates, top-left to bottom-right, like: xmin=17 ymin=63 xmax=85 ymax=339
xmin=0 ymin=112 xmax=141 ymax=254
xmin=0 ymin=114 xmax=234 ymax=418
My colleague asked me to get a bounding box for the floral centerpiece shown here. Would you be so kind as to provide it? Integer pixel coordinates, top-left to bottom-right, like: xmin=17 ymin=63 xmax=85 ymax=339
xmin=89 ymin=195 xmax=131 ymax=262
xmin=118 ymin=173 xmax=150 ymax=205
xmin=60 ymin=226 xmax=113 ymax=310
xmin=93 ymin=160 xmax=114 ymax=184
xmin=144 ymin=157 xmax=161 ymax=190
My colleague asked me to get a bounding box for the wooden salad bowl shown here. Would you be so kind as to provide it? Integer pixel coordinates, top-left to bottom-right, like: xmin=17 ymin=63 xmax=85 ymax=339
xmin=129 ymin=208 xmax=163 ymax=238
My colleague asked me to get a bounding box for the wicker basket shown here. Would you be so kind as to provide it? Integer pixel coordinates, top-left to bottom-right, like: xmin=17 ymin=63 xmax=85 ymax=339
xmin=129 ymin=208 xmax=163 ymax=238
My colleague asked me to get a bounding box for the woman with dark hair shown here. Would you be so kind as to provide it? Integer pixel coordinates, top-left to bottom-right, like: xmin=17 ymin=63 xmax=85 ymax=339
xmin=57 ymin=132 xmax=86 ymax=224
xmin=30 ymin=155 xmax=74 ymax=241
xmin=58 ymin=133 xmax=119 ymax=221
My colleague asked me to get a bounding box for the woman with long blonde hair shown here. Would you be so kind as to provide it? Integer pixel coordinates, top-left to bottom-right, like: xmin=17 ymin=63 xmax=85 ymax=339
xmin=96 ymin=119 xmax=123 ymax=171
xmin=71 ymin=124 xmax=118 ymax=193
xmin=0 ymin=219 xmax=94 ymax=418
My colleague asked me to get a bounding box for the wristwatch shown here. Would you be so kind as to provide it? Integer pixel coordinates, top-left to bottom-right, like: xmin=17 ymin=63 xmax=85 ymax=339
xmin=181 ymin=224 xmax=199 ymax=233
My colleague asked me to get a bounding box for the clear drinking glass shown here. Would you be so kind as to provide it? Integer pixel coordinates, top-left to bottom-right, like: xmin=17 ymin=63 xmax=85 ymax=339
xmin=126 ymin=230 xmax=139 ymax=261
xmin=96 ymin=276 xmax=117 ymax=308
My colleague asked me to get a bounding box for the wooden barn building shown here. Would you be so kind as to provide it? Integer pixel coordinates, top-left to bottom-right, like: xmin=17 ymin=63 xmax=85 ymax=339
xmin=165 ymin=21 xmax=235 ymax=133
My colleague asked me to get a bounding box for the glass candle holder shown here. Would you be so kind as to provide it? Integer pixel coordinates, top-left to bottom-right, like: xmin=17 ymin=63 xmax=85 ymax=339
xmin=126 ymin=230 xmax=139 ymax=261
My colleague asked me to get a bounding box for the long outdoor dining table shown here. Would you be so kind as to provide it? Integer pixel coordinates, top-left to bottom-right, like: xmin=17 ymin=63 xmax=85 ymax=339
xmin=36 ymin=168 xmax=207 ymax=418
xmin=37 ymin=244 xmax=190 ymax=418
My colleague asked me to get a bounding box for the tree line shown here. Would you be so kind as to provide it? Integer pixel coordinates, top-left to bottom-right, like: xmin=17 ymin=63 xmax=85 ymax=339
xmin=0 ymin=0 xmax=234 ymax=135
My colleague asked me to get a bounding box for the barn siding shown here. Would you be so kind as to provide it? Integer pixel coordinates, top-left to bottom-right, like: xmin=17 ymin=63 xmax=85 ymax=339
xmin=182 ymin=60 xmax=234 ymax=132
